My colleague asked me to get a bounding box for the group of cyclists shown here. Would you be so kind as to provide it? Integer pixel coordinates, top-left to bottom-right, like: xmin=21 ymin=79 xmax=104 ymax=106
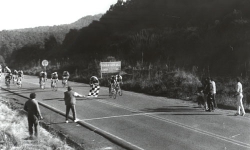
xmin=108 ymin=73 xmax=123 ymax=97
xmin=2 ymin=64 xmax=123 ymax=97
xmin=3 ymin=66 xmax=24 ymax=87
xmin=38 ymin=71 xmax=70 ymax=89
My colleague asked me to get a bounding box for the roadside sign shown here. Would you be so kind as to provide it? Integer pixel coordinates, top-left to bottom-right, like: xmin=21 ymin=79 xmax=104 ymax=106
xmin=42 ymin=60 xmax=48 ymax=67
xmin=100 ymin=61 xmax=121 ymax=73
xmin=100 ymin=61 xmax=121 ymax=78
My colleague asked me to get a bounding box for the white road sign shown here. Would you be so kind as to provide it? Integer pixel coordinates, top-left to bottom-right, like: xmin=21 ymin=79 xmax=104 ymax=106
xmin=42 ymin=60 xmax=48 ymax=67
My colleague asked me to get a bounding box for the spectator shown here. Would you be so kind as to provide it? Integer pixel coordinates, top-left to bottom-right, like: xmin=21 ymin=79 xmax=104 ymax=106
xmin=205 ymin=77 xmax=214 ymax=112
xmin=203 ymin=78 xmax=209 ymax=111
xmin=64 ymin=86 xmax=84 ymax=123
xmin=211 ymin=78 xmax=217 ymax=108
xmin=24 ymin=93 xmax=43 ymax=139
xmin=234 ymin=78 xmax=245 ymax=116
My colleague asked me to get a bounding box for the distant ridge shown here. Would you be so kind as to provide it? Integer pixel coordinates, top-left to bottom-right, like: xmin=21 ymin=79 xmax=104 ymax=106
xmin=12 ymin=14 xmax=103 ymax=32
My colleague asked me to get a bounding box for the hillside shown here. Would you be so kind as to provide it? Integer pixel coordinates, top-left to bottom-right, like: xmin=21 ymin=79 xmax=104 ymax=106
xmin=63 ymin=0 xmax=250 ymax=77
xmin=0 ymin=14 xmax=102 ymax=60
xmin=5 ymin=0 xmax=250 ymax=77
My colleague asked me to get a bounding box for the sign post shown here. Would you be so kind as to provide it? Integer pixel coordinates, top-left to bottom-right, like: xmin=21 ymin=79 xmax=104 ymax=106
xmin=41 ymin=60 xmax=49 ymax=72
xmin=100 ymin=61 xmax=121 ymax=78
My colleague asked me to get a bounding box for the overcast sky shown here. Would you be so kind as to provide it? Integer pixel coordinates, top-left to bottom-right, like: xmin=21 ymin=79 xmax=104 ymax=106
xmin=0 ymin=0 xmax=118 ymax=31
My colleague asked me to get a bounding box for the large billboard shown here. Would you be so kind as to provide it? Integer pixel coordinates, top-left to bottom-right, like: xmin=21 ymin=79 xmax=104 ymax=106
xmin=100 ymin=61 xmax=121 ymax=74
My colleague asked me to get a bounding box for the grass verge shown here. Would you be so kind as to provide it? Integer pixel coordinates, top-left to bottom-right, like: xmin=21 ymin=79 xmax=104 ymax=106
xmin=0 ymin=98 xmax=75 ymax=150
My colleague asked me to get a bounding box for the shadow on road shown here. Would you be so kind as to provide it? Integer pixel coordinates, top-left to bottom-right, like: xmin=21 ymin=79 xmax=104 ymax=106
xmin=141 ymin=106 xmax=200 ymax=112
xmin=170 ymin=114 xmax=221 ymax=116
xmin=43 ymin=98 xmax=63 ymax=101
xmin=46 ymin=121 xmax=70 ymax=125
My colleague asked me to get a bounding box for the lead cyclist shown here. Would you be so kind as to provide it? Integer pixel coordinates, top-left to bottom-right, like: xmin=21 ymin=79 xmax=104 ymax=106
xmin=115 ymin=73 xmax=123 ymax=91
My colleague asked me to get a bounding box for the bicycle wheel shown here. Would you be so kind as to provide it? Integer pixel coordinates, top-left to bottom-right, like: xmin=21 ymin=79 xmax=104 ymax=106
xmin=6 ymin=80 xmax=10 ymax=88
xmin=113 ymin=89 xmax=117 ymax=99
xmin=118 ymin=89 xmax=122 ymax=96
xmin=109 ymin=90 xmax=112 ymax=98
xmin=55 ymin=84 xmax=58 ymax=91
xmin=62 ymin=80 xmax=66 ymax=88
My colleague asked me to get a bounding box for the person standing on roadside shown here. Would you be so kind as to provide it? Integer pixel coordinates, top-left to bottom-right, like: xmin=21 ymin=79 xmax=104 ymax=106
xmin=203 ymin=78 xmax=209 ymax=111
xmin=211 ymin=78 xmax=217 ymax=108
xmin=64 ymin=86 xmax=84 ymax=123
xmin=24 ymin=93 xmax=43 ymax=139
xmin=234 ymin=77 xmax=245 ymax=116
xmin=205 ymin=77 xmax=214 ymax=112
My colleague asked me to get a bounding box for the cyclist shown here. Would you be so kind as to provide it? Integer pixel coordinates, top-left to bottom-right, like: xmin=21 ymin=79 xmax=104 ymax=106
xmin=13 ymin=70 xmax=18 ymax=82
xmin=17 ymin=70 xmax=24 ymax=81
xmin=13 ymin=70 xmax=18 ymax=76
xmin=51 ymin=72 xmax=59 ymax=87
xmin=62 ymin=71 xmax=70 ymax=84
xmin=5 ymin=72 xmax=12 ymax=85
xmin=115 ymin=73 xmax=123 ymax=89
xmin=39 ymin=71 xmax=47 ymax=84
xmin=109 ymin=75 xmax=117 ymax=95
xmin=89 ymin=76 xmax=99 ymax=86
xmin=5 ymin=66 xmax=11 ymax=74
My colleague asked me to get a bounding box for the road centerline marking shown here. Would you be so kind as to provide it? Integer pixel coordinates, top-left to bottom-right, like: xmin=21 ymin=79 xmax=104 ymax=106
xmin=96 ymin=99 xmax=250 ymax=148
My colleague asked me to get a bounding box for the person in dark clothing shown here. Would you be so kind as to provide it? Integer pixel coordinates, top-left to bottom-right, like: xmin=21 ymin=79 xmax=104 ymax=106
xmin=64 ymin=86 xmax=84 ymax=123
xmin=202 ymin=78 xmax=209 ymax=110
xmin=205 ymin=77 xmax=214 ymax=112
xmin=24 ymin=93 xmax=43 ymax=138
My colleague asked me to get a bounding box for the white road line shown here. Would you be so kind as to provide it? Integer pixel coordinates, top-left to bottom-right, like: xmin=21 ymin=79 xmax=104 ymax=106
xmin=232 ymin=134 xmax=241 ymax=138
xmin=83 ymin=113 xmax=144 ymax=121
xmin=82 ymin=121 xmax=145 ymax=150
xmin=96 ymin=99 xmax=250 ymax=148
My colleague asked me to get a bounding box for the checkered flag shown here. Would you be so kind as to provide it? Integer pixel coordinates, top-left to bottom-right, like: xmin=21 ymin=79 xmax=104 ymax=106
xmin=87 ymin=84 xmax=100 ymax=97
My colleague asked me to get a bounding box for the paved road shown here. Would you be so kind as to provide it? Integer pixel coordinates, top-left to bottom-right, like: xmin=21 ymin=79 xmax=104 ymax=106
xmin=1 ymin=75 xmax=250 ymax=150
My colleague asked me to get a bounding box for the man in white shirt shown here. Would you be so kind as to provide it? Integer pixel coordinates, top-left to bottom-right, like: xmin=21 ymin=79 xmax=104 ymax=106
xmin=234 ymin=78 xmax=245 ymax=116
xmin=211 ymin=78 xmax=217 ymax=108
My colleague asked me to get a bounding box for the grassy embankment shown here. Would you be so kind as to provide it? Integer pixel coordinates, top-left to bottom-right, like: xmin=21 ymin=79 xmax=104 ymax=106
xmin=0 ymin=98 xmax=74 ymax=150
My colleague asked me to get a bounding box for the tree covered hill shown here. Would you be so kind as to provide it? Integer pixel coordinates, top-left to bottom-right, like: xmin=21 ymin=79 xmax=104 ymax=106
xmin=0 ymin=14 xmax=102 ymax=60
xmin=7 ymin=0 xmax=250 ymax=77
xmin=63 ymin=0 xmax=250 ymax=76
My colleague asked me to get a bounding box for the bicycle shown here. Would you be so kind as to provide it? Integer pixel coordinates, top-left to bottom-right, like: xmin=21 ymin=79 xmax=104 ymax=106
xmin=16 ymin=78 xmax=22 ymax=88
xmin=62 ymin=77 xmax=68 ymax=88
xmin=13 ymin=75 xmax=17 ymax=84
xmin=5 ymin=78 xmax=10 ymax=88
xmin=109 ymin=83 xmax=118 ymax=99
xmin=40 ymin=78 xmax=46 ymax=89
xmin=51 ymin=80 xmax=58 ymax=91
xmin=117 ymin=82 xmax=122 ymax=96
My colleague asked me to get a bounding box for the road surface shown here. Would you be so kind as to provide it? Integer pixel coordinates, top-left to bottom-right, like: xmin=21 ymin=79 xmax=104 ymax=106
xmin=1 ymin=75 xmax=250 ymax=150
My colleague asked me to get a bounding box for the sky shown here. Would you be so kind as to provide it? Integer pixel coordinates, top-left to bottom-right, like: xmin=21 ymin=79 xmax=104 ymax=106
xmin=0 ymin=0 xmax=118 ymax=31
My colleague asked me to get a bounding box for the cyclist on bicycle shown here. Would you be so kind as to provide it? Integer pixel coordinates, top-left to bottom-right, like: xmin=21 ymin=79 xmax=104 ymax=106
xmin=5 ymin=66 xmax=11 ymax=74
xmin=17 ymin=70 xmax=23 ymax=79
xmin=109 ymin=75 xmax=117 ymax=94
xmin=13 ymin=70 xmax=18 ymax=76
xmin=5 ymin=72 xmax=12 ymax=83
xmin=13 ymin=70 xmax=18 ymax=81
xmin=51 ymin=72 xmax=58 ymax=87
xmin=62 ymin=71 xmax=70 ymax=83
xmin=39 ymin=71 xmax=47 ymax=84
xmin=115 ymin=73 xmax=123 ymax=88
xmin=89 ymin=76 xmax=99 ymax=86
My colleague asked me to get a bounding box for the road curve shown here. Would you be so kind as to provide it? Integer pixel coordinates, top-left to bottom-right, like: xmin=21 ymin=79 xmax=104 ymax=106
xmin=1 ymin=75 xmax=250 ymax=150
